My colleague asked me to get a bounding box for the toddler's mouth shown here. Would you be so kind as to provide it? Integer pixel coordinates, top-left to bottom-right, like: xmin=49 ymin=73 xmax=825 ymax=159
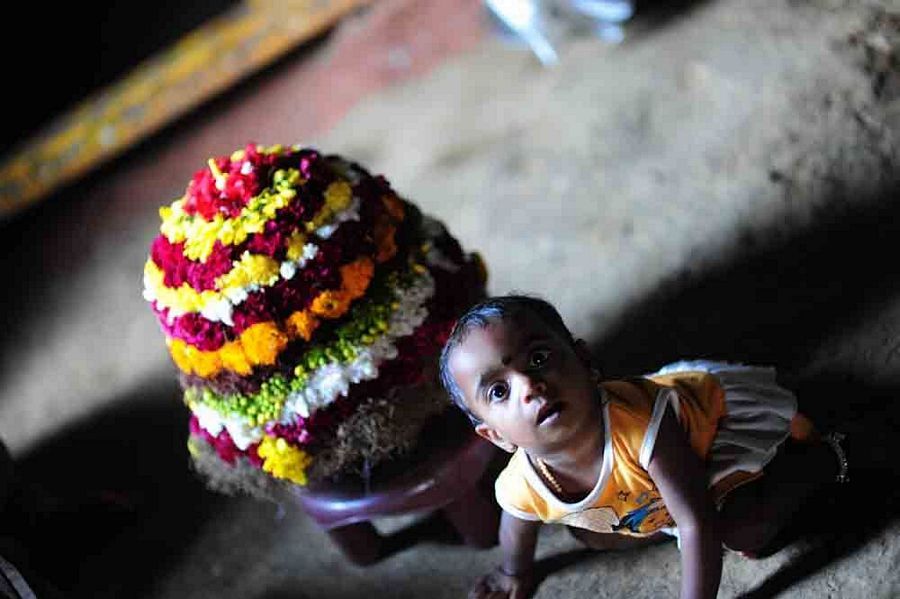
xmin=536 ymin=401 xmax=564 ymax=426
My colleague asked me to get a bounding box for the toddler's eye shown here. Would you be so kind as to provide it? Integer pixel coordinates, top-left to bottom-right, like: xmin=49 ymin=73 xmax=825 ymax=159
xmin=529 ymin=348 xmax=551 ymax=369
xmin=488 ymin=381 xmax=510 ymax=402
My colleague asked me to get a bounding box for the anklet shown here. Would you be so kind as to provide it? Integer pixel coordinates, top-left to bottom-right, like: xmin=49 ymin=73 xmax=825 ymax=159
xmin=822 ymin=432 xmax=849 ymax=484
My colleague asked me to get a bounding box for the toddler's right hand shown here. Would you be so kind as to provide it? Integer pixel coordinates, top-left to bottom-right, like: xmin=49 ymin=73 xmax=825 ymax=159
xmin=469 ymin=566 xmax=536 ymax=599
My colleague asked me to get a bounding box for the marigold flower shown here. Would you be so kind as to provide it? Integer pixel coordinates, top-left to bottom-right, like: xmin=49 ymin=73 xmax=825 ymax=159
xmin=285 ymin=231 xmax=308 ymax=262
xmin=340 ymin=257 xmax=374 ymax=300
xmin=168 ymin=338 xmax=194 ymax=374
xmin=240 ymin=322 xmax=288 ymax=366
xmin=257 ymin=436 xmax=312 ymax=485
xmin=216 ymin=251 xmax=280 ymax=291
xmin=168 ymin=338 xmax=224 ymax=377
xmin=286 ymin=310 xmax=320 ymax=341
xmin=219 ymin=340 xmax=253 ymax=375
xmin=324 ymin=181 xmax=352 ymax=212
xmin=310 ymin=290 xmax=351 ymax=319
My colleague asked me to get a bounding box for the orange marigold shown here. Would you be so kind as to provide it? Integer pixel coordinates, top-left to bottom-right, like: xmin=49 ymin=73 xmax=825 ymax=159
xmin=219 ymin=340 xmax=253 ymax=375
xmin=168 ymin=338 xmax=224 ymax=377
xmin=168 ymin=338 xmax=194 ymax=374
xmin=286 ymin=310 xmax=320 ymax=341
xmin=310 ymin=289 xmax=351 ymax=319
xmin=190 ymin=347 xmax=224 ymax=378
xmin=240 ymin=322 xmax=288 ymax=366
xmin=340 ymin=257 xmax=375 ymax=300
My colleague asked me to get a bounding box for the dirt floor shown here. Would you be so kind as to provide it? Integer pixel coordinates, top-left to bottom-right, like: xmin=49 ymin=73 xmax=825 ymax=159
xmin=2 ymin=0 xmax=900 ymax=597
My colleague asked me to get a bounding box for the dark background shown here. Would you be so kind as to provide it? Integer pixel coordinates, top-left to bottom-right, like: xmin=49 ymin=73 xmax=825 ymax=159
xmin=0 ymin=1 xmax=236 ymax=156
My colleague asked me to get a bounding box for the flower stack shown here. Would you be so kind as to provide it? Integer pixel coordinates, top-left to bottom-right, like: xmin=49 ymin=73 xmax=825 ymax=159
xmin=143 ymin=144 xmax=485 ymax=496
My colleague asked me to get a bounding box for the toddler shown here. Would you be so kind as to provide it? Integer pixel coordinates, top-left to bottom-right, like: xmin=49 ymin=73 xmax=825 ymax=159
xmin=439 ymin=295 xmax=847 ymax=599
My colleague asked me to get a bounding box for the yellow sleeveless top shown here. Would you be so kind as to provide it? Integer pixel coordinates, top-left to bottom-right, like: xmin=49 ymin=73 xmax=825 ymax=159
xmin=494 ymin=371 xmax=738 ymax=536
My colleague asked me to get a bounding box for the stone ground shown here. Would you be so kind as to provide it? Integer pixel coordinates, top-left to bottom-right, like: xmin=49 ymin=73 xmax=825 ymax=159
xmin=2 ymin=0 xmax=900 ymax=597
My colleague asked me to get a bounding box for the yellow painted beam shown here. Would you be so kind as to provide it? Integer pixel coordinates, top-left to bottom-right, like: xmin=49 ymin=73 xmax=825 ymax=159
xmin=0 ymin=0 xmax=367 ymax=219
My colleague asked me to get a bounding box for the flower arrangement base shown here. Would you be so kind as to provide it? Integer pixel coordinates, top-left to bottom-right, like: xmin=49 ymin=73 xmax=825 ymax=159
xmin=286 ymin=411 xmax=500 ymax=565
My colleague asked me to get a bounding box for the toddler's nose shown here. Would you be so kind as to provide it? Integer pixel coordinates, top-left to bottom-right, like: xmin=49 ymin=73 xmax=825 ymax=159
xmin=521 ymin=374 xmax=547 ymax=403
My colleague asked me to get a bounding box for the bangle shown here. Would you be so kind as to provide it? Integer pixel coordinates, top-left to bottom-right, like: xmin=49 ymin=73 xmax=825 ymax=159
xmin=822 ymin=432 xmax=849 ymax=484
xmin=497 ymin=565 xmax=531 ymax=578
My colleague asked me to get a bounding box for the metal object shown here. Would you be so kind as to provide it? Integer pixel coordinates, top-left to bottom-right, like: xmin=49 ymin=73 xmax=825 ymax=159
xmin=568 ymin=0 xmax=634 ymax=23
xmin=823 ymin=431 xmax=850 ymax=484
xmin=485 ymin=0 xmax=559 ymax=66
xmin=566 ymin=0 xmax=634 ymax=43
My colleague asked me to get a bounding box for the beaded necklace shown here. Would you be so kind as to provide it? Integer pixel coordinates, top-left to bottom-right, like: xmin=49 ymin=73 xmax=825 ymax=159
xmin=534 ymin=457 xmax=565 ymax=495
xmin=533 ymin=385 xmax=606 ymax=498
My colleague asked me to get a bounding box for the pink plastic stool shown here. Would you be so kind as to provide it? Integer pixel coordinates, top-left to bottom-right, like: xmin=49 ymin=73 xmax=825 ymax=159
xmin=288 ymin=414 xmax=500 ymax=565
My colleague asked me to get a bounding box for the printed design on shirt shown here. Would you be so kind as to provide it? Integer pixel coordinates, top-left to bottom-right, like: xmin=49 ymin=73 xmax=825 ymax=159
xmin=557 ymin=506 xmax=620 ymax=533
xmin=557 ymin=490 xmax=676 ymax=535
xmin=614 ymin=498 xmax=668 ymax=533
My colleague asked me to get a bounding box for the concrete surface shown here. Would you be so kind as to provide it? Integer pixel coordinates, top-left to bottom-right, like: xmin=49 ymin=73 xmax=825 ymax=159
xmin=1 ymin=0 xmax=899 ymax=597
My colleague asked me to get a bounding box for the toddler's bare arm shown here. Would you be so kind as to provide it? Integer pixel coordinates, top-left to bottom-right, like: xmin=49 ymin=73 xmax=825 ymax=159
xmin=648 ymin=406 xmax=722 ymax=599
xmin=469 ymin=510 xmax=541 ymax=599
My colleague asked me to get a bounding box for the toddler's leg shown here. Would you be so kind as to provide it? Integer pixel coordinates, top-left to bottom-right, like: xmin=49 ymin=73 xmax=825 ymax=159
xmin=568 ymin=526 xmax=670 ymax=551
xmin=718 ymin=438 xmax=837 ymax=554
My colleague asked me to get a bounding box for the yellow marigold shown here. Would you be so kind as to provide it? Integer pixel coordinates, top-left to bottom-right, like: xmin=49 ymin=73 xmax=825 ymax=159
xmin=183 ymin=215 xmax=228 ymax=262
xmin=340 ymin=257 xmax=375 ymax=300
xmin=310 ymin=290 xmax=351 ymax=319
xmin=381 ymin=193 xmax=405 ymax=222
xmin=218 ymin=340 xmax=253 ymax=375
xmin=240 ymin=322 xmax=288 ymax=366
xmin=159 ymin=169 xmax=300 ymax=262
xmin=374 ymin=220 xmax=397 ymax=263
xmin=324 ymin=181 xmax=352 ymax=212
xmin=257 ymin=436 xmax=312 ymax=485
xmin=285 ymin=231 xmax=308 ymax=262
xmin=146 ymin=254 xmax=282 ymax=317
xmin=216 ymin=252 xmax=280 ymax=291
xmin=285 ymin=310 xmax=320 ymax=341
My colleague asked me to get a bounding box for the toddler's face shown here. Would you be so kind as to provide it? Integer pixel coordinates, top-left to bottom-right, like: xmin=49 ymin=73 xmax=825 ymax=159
xmin=447 ymin=311 xmax=598 ymax=455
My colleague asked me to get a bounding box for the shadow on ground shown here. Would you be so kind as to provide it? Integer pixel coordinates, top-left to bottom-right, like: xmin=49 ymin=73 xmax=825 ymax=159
xmin=0 ymin=378 xmax=224 ymax=599
xmin=738 ymin=378 xmax=900 ymax=598
xmin=589 ymin=185 xmax=900 ymax=597
xmin=591 ymin=185 xmax=900 ymax=376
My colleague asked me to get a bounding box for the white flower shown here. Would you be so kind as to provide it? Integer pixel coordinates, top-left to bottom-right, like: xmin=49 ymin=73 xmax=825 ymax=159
xmin=302 ymin=243 xmax=318 ymax=262
xmin=288 ymin=393 xmax=311 ymax=419
xmin=318 ymin=365 xmax=352 ymax=401
xmin=194 ymin=403 xmax=225 ymax=437
xmin=316 ymin=223 xmax=339 ymax=239
xmin=201 ymin=297 xmax=234 ymax=326
xmin=280 ymin=261 xmax=297 ymax=280
xmin=224 ymin=285 xmax=249 ymax=305
xmin=193 ymin=403 xmax=263 ymax=450
xmin=226 ymin=420 xmax=263 ymax=451
xmin=142 ymin=271 xmax=158 ymax=303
